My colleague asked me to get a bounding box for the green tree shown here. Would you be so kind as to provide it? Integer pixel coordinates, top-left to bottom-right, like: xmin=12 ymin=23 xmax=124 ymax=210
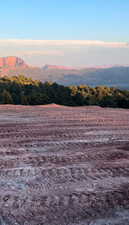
xmin=2 ymin=90 xmax=14 ymax=104
xmin=21 ymin=95 xmax=29 ymax=105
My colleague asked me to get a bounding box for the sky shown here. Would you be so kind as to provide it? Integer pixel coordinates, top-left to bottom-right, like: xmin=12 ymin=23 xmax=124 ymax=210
xmin=0 ymin=0 xmax=129 ymax=67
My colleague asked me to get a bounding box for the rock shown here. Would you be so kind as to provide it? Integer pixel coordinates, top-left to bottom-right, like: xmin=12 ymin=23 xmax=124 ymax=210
xmin=0 ymin=56 xmax=27 ymax=68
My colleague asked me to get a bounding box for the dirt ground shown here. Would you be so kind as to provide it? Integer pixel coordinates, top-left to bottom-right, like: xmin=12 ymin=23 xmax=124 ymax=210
xmin=0 ymin=104 xmax=129 ymax=225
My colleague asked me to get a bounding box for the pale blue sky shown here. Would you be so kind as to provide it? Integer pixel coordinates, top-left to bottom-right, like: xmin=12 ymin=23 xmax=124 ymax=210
xmin=0 ymin=0 xmax=129 ymax=40
xmin=0 ymin=1 xmax=129 ymax=66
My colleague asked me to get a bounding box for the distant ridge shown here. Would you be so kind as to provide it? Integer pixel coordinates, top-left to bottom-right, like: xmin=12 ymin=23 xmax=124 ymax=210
xmin=42 ymin=64 xmax=76 ymax=71
xmin=0 ymin=56 xmax=129 ymax=89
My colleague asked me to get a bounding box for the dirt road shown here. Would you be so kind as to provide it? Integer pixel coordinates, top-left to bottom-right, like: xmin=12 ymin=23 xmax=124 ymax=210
xmin=0 ymin=104 xmax=129 ymax=225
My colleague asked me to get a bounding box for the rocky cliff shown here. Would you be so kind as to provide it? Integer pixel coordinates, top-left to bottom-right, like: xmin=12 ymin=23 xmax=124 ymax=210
xmin=0 ymin=56 xmax=27 ymax=67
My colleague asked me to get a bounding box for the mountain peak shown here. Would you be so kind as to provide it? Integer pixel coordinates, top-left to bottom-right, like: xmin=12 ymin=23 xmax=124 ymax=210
xmin=0 ymin=56 xmax=27 ymax=68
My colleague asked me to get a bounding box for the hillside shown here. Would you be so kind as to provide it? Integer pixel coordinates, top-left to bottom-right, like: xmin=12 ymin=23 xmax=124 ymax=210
xmin=0 ymin=57 xmax=129 ymax=88
xmin=1 ymin=75 xmax=129 ymax=108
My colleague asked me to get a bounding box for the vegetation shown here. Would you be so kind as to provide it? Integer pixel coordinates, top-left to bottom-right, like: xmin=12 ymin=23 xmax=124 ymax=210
xmin=0 ymin=75 xmax=129 ymax=108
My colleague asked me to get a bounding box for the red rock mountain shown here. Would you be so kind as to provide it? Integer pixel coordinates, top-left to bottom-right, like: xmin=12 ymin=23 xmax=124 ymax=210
xmin=0 ymin=56 xmax=129 ymax=89
xmin=0 ymin=56 xmax=27 ymax=68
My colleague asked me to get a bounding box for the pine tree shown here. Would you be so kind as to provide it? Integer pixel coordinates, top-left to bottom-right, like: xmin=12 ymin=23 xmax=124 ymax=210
xmin=21 ymin=95 xmax=29 ymax=105
xmin=2 ymin=90 xmax=14 ymax=104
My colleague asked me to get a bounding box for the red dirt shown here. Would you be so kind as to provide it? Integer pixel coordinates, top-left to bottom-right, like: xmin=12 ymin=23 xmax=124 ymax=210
xmin=0 ymin=104 xmax=129 ymax=224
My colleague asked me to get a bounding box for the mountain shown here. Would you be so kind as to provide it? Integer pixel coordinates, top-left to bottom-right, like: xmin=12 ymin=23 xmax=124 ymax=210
xmin=0 ymin=56 xmax=129 ymax=89
xmin=0 ymin=56 xmax=28 ymax=76
xmin=0 ymin=56 xmax=27 ymax=67
xmin=42 ymin=64 xmax=75 ymax=71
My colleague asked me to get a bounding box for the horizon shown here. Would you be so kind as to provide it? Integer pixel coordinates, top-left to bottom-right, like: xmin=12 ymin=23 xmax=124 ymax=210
xmin=1 ymin=54 xmax=129 ymax=69
xmin=0 ymin=39 xmax=129 ymax=67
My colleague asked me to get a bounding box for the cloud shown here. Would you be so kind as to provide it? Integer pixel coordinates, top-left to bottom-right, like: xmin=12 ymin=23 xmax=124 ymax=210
xmin=21 ymin=50 xmax=64 ymax=56
xmin=0 ymin=40 xmax=128 ymax=48
xmin=0 ymin=40 xmax=128 ymax=67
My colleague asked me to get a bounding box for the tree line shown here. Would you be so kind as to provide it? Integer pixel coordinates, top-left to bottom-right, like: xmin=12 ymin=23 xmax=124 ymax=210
xmin=0 ymin=75 xmax=129 ymax=108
